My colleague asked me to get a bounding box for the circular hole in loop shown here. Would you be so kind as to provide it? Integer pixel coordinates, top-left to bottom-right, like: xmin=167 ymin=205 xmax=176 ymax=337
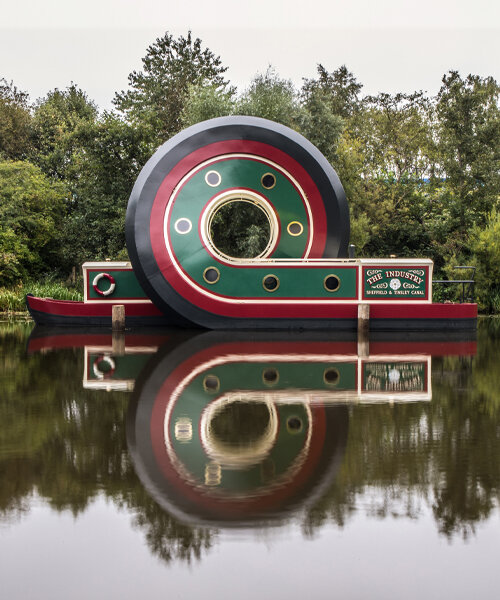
xmin=324 ymin=367 xmax=340 ymax=386
xmin=203 ymin=374 xmax=220 ymax=393
xmin=208 ymin=194 xmax=274 ymax=260
xmin=262 ymin=368 xmax=279 ymax=386
xmin=287 ymin=416 xmax=303 ymax=434
xmin=174 ymin=217 xmax=192 ymax=234
xmin=262 ymin=274 xmax=280 ymax=292
xmin=203 ymin=267 xmax=220 ymax=284
xmin=205 ymin=170 xmax=221 ymax=187
xmin=324 ymin=274 xmax=341 ymax=292
xmin=287 ymin=221 xmax=303 ymax=236
xmin=261 ymin=172 xmax=276 ymax=189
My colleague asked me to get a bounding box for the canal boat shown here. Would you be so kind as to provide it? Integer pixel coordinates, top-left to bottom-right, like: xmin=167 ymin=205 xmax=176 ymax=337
xmin=26 ymin=116 xmax=477 ymax=330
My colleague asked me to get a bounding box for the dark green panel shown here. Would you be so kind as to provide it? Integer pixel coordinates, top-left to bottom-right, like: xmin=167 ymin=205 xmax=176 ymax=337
xmin=88 ymin=269 xmax=148 ymax=300
xmin=170 ymin=158 xmax=309 ymax=262
xmin=193 ymin=263 xmax=357 ymax=299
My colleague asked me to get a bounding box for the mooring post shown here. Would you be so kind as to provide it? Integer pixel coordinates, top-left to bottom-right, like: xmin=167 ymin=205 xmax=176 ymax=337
xmin=112 ymin=304 xmax=125 ymax=331
xmin=357 ymin=303 xmax=370 ymax=357
xmin=112 ymin=305 xmax=126 ymax=355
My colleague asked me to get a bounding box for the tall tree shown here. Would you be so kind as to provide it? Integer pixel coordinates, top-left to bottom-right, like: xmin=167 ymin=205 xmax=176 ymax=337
xmin=180 ymin=82 xmax=235 ymax=128
xmin=237 ymin=67 xmax=304 ymax=129
xmin=31 ymin=84 xmax=98 ymax=181
xmin=113 ymin=31 xmax=229 ymax=146
xmin=436 ymin=71 xmax=500 ymax=232
xmin=0 ymin=79 xmax=32 ymax=160
xmin=0 ymin=161 xmax=68 ymax=284
xmin=302 ymin=65 xmax=362 ymax=119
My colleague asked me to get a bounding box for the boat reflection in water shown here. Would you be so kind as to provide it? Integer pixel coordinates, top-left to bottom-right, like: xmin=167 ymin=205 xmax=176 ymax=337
xmin=123 ymin=330 xmax=475 ymax=527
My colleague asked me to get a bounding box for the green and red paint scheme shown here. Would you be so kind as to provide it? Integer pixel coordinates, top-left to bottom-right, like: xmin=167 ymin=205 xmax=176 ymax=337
xmin=27 ymin=116 xmax=477 ymax=330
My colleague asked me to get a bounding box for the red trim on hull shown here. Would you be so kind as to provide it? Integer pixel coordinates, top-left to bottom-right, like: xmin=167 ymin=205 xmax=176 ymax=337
xmin=370 ymin=303 xmax=477 ymax=319
xmin=26 ymin=295 xmax=477 ymax=327
xmin=27 ymin=295 xmax=164 ymax=317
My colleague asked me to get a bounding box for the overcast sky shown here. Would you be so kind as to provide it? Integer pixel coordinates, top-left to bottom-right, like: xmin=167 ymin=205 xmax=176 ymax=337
xmin=1 ymin=0 xmax=499 ymax=110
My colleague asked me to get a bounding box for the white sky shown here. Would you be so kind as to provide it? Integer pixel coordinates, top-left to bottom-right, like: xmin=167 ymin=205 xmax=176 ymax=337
xmin=1 ymin=0 xmax=499 ymax=109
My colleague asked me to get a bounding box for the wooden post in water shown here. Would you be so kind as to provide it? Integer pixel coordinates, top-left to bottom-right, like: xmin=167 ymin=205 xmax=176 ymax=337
xmin=112 ymin=305 xmax=126 ymax=355
xmin=357 ymin=303 xmax=370 ymax=357
xmin=112 ymin=304 xmax=125 ymax=331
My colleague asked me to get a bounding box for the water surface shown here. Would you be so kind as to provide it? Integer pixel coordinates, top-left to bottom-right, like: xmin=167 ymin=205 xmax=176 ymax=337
xmin=0 ymin=320 xmax=499 ymax=599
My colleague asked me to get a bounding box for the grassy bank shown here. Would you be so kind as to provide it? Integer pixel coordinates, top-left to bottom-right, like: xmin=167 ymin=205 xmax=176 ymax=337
xmin=0 ymin=280 xmax=83 ymax=313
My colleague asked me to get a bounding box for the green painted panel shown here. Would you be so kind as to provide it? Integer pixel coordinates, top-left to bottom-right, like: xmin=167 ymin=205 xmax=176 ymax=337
xmin=87 ymin=269 xmax=147 ymax=300
xmin=87 ymin=354 xmax=153 ymax=380
xmin=193 ymin=263 xmax=357 ymax=299
xmin=170 ymin=158 xmax=309 ymax=263
xmin=363 ymin=266 xmax=428 ymax=300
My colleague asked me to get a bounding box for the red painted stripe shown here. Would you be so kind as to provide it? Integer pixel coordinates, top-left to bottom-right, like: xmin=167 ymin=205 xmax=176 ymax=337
xmin=27 ymin=295 xmax=478 ymax=322
xmin=27 ymin=296 xmax=164 ymax=317
xmin=27 ymin=333 xmax=170 ymax=353
xmin=370 ymin=303 xmax=477 ymax=319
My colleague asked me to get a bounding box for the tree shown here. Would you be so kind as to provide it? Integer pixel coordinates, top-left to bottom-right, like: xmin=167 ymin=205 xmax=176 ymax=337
xmin=113 ymin=31 xmax=229 ymax=146
xmin=180 ymin=82 xmax=235 ymax=128
xmin=302 ymin=64 xmax=362 ymax=119
xmin=60 ymin=113 xmax=152 ymax=266
xmin=31 ymin=84 xmax=98 ymax=180
xmin=0 ymin=79 xmax=32 ymax=160
xmin=0 ymin=161 xmax=68 ymax=284
xmin=237 ymin=67 xmax=304 ymax=128
xmin=436 ymin=71 xmax=500 ymax=233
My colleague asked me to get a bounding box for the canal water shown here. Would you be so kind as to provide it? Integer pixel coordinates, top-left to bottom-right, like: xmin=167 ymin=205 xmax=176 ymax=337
xmin=0 ymin=319 xmax=499 ymax=599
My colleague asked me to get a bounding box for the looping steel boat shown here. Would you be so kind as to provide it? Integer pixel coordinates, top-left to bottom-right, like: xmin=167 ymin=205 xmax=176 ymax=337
xmin=27 ymin=116 xmax=477 ymax=330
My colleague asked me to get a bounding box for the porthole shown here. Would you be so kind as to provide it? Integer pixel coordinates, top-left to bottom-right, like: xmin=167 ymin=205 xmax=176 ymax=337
xmin=323 ymin=367 xmax=340 ymax=386
xmin=203 ymin=266 xmax=220 ymax=284
xmin=261 ymin=172 xmax=276 ymax=190
xmin=262 ymin=368 xmax=279 ymax=386
xmin=205 ymin=170 xmax=221 ymax=187
xmin=204 ymin=462 xmax=222 ymax=486
xmin=287 ymin=416 xmax=303 ymax=434
xmin=324 ymin=274 xmax=341 ymax=292
xmin=203 ymin=374 xmax=220 ymax=393
xmin=174 ymin=217 xmax=192 ymax=234
xmin=174 ymin=417 xmax=193 ymax=442
xmin=262 ymin=274 xmax=280 ymax=292
xmin=287 ymin=221 xmax=303 ymax=236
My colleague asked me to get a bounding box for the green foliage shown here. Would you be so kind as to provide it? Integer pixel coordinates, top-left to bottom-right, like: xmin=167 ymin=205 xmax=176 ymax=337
xmin=113 ymin=31 xmax=229 ymax=146
xmin=210 ymin=201 xmax=271 ymax=258
xmin=31 ymin=84 xmax=98 ymax=180
xmin=0 ymin=161 xmax=68 ymax=285
xmin=0 ymin=79 xmax=32 ymax=160
xmin=302 ymin=64 xmax=363 ymax=119
xmin=60 ymin=113 xmax=151 ymax=267
xmin=467 ymin=209 xmax=500 ymax=311
xmin=0 ymin=279 xmax=82 ymax=312
xmin=237 ymin=67 xmax=304 ymax=128
xmin=180 ymin=82 xmax=235 ymax=127
xmin=436 ymin=71 xmax=500 ymax=233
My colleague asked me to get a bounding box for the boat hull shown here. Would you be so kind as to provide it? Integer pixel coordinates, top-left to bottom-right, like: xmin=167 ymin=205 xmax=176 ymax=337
xmin=26 ymin=294 xmax=477 ymax=330
xmin=25 ymin=295 xmax=175 ymax=327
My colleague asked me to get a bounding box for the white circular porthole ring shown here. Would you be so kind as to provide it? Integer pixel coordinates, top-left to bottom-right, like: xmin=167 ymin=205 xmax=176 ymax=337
xmin=200 ymin=189 xmax=280 ymax=263
xmin=174 ymin=218 xmax=193 ymax=234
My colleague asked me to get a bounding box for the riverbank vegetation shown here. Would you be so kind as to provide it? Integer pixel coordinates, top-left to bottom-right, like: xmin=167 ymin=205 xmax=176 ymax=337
xmin=1 ymin=31 xmax=499 ymax=311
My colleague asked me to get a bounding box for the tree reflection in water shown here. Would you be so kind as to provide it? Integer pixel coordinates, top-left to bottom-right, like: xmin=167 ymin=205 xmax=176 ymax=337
xmin=0 ymin=320 xmax=499 ymax=564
